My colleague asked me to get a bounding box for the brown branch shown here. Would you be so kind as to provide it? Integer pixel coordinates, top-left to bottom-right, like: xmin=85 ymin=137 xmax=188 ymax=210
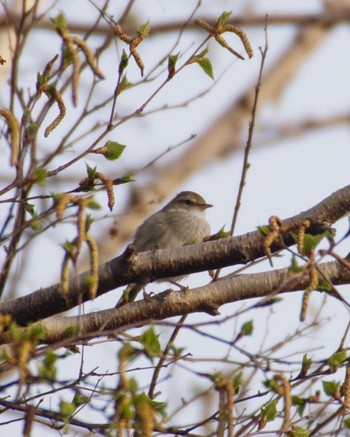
xmin=0 ymin=12 xmax=349 ymax=36
xmin=1 ymin=184 xmax=350 ymax=327
xmin=12 ymin=258 xmax=350 ymax=344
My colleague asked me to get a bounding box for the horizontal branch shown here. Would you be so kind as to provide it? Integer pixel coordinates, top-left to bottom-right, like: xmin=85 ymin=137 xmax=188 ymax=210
xmin=1 ymin=12 xmax=349 ymax=36
xmin=1 ymin=184 xmax=350 ymax=326
xmin=19 ymin=259 xmax=350 ymax=344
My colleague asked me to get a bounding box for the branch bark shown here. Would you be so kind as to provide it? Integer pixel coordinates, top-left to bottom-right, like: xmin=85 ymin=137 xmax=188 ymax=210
xmin=26 ymin=258 xmax=350 ymax=344
xmin=1 ymin=184 xmax=350 ymax=327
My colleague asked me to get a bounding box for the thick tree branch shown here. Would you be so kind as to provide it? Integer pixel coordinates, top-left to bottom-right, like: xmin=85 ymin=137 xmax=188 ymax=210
xmin=8 ymin=258 xmax=350 ymax=345
xmin=1 ymin=184 xmax=350 ymax=326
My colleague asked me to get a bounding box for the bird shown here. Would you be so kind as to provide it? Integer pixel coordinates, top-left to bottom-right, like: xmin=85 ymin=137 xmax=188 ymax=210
xmin=115 ymin=190 xmax=212 ymax=308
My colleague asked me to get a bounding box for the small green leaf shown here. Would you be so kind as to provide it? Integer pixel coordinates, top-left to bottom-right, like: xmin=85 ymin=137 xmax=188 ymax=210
xmin=83 ymin=275 xmax=96 ymax=288
xmin=344 ymin=417 xmax=350 ymax=429
xmin=104 ymin=141 xmax=126 ymax=161
xmin=195 ymin=57 xmax=214 ymax=79
xmin=36 ymin=72 xmax=46 ymax=88
xmin=85 ymin=214 xmax=94 ymax=228
xmin=38 ymin=350 xmax=58 ymax=380
xmin=317 ymin=279 xmax=332 ymax=293
xmin=117 ymin=75 xmax=133 ymax=95
xmin=210 ymin=371 xmax=223 ymax=384
xmin=72 ymin=391 xmax=89 ymax=407
xmin=25 ymin=203 xmax=36 ymax=217
xmin=300 ymin=354 xmax=312 ymax=376
xmin=301 ymin=233 xmax=327 ymax=257
xmin=256 ymin=297 xmax=282 ymax=307
xmin=119 ymin=50 xmax=129 ymax=74
xmin=212 ymin=226 xmax=230 ymax=239
xmin=292 ymin=396 xmax=307 ymax=417
xmin=168 ymin=53 xmax=179 ymax=78
xmin=62 ymin=240 xmax=76 ymax=254
xmin=232 ymin=372 xmax=243 ymax=394
xmin=113 ymin=174 xmax=135 ymax=185
xmin=137 ymin=20 xmax=151 ymax=37
xmin=59 ymin=400 xmax=76 ymax=417
xmin=261 ymin=400 xmax=277 ymax=422
xmin=33 ymin=167 xmax=47 ymax=186
xmin=140 ymin=327 xmax=161 ymax=359
xmin=257 ymin=225 xmax=270 ymax=237
xmin=63 ymin=326 xmax=79 ymax=338
xmin=328 ymin=350 xmax=347 ymax=371
xmin=323 ymin=380 xmax=340 ymax=397
xmin=286 ymin=426 xmax=311 ymax=437
xmin=217 ymin=11 xmax=232 ymax=27
xmin=87 ymin=199 xmax=101 ymax=210
xmin=263 ymin=378 xmax=277 ymax=392
xmin=86 ymin=163 xmax=97 ymax=180
xmin=197 ymin=47 xmax=209 ymax=59
xmin=31 ymin=220 xmax=42 ymax=231
xmin=240 ymin=320 xmax=253 ymax=336
xmin=289 ymin=256 xmax=303 ymax=273
xmin=51 ymin=13 xmax=67 ymax=30
xmin=8 ymin=322 xmax=22 ymax=343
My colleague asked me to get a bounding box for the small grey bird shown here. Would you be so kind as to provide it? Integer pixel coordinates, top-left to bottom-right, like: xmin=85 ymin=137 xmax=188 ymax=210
xmin=116 ymin=191 xmax=212 ymax=308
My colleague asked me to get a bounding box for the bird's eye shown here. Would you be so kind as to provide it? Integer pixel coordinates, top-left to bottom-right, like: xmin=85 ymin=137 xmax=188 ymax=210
xmin=185 ymin=199 xmax=192 ymax=205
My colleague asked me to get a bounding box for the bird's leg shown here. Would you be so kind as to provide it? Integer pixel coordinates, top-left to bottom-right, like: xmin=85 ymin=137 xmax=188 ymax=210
xmin=169 ymin=280 xmax=188 ymax=291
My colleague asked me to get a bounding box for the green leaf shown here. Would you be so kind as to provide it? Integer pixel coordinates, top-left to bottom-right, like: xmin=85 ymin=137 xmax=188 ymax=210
xmin=86 ymin=163 xmax=97 ymax=180
xmin=232 ymin=372 xmax=243 ymax=394
xmin=289 ymin=256 xmax=303 ymax=273
xmin=217 ymin=11 xmax=232 ymax=27
xmin=25 ymin=203 xmax=36 ymax=217
xmin=344 ymin=417 xmax=350 ymax=429
xmin=8 ymin=322 xmax=22 ymax=343
xmin=263 ymin=378 xmax=276 ymax=392
xmin=72 ymin=391 xmax=89 ymax=407
xmin=286 ymin=426 xmax=311 ymax=437
xmin=168 ymin=54 xmax=179 ymax=78
xmin=38 ymin=350 xmax=58 ymax=380
xmin=62 ymin=240 xmax=76 ymax=254
xmin=62 ymin=326 xmax=79 ymax=338
xmin=104 ymin=140 xmax=126 ymax=161
xmin=36 ymin=72 xmax=46 ymax=88
xmin=212 ymin=226 xmax=230 ymax=239
xmin=85 ymin=214 xmax=94 ymax=228
xmin=240 ymin=320 xmax=253 ymax=336
xmin=328 ymin=350 xmax=347 ymax=371
xmin=51 ymin=13 xmax=67 ymax=30
xmin=300 ymin=354 xmax=312 ymax=376
xmin=140 ymin=327 xmax=161 ymax=359
xmin=210 ymin=371 xmax=223 ymax=384
xmin=31 ymin=220 xmax=42 ymax=231
xmin=59 ymin=400 xmax=76 ymax=417
xmin=317 ymin=279 xmax=332 ymax=293
xmin=291 ymin=396 xmax=307 ymax=417
xmin=113 ymin=174 xmax=135 ymax=185
xmin=119 ymin=50 xmax=129 ymax=74
xmin=257 ymin=225 xmax=270 ymax=237
xmin=197 ymin=48 xmax=209 ymax=59
xmin=33 ymin=167 xmax=47 ymax=186
xmin=322 ymin=380 xmax=340 ymax=397
xmin=301 ymin=233 xmax=327 ymax=257
xmin=117 ymin=75 xmax=133 ymax=95
xmin=138 ymin=20 xmax=151 ymax=37
xmin=87 ymin=199 xmax=101 ymax=210
xmin=261 ymin=400 xmax=277 ymax=422
xmin=196 ymin=57 xmax=214 ymax=79
xmin=256 ymin=297 xmax=282 ymax=307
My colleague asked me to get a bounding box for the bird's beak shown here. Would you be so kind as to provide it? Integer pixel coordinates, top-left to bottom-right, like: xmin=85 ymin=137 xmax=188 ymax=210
xmin=203 ymin=203 xmax=213 ymax=209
